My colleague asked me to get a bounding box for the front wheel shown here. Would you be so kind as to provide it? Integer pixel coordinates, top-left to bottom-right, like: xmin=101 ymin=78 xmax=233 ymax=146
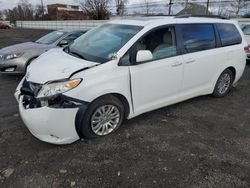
xmin=79 ymin=95 xmax=125 ymax=139
xmin=213 ymin=69 xmax=234 ymax=98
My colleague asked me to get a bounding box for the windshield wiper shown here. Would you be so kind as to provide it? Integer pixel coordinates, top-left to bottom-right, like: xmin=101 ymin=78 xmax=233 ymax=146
xmin=34 ymin=41 xmax=43 ymax=44
xmin=69 ymin=49 xmax=86 ymax=60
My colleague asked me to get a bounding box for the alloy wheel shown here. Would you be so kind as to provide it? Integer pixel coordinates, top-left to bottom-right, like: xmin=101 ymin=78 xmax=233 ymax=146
xmin=91 ymin=105 xmax=121 ymax=136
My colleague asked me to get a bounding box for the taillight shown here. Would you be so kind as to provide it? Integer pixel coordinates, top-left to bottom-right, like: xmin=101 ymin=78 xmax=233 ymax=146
xmin=244 ymin=45 xmax=250 ymax=52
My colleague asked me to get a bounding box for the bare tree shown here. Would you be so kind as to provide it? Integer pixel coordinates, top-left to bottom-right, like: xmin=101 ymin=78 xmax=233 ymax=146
xmin=4 ymin=0 xmax=35 ymax=22
xmin=35 ymin=4 xmax=45 ymax=20
xmin=0 ymin=10 xmax=3 ymax=20
xmin=115 ymin=0 xmax=127 ymax=16
xmin=76 ymin=0 xmax=111 ymax=20
xmin=144 ymin=0 xmax=152 ymax=15
xmin=232 ymin=0 xmax=250 ymax=17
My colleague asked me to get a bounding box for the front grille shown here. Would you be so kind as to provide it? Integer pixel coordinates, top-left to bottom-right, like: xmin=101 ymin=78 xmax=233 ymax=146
xmin=21 ymin=79 xmax=42 ymax=97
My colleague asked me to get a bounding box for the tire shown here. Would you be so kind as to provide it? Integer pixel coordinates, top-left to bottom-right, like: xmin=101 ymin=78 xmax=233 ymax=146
xmin=79 ymin=95 xmax=125 ymax=139
xmin=212 ymin=69 xmax=234 ymax=98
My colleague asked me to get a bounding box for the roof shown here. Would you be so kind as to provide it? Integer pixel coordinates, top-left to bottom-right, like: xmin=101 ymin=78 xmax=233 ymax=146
xmin=108 ymin=16 xmax=235 ymax=27
xmin=108 ymin=17 xmax=175 ymax=26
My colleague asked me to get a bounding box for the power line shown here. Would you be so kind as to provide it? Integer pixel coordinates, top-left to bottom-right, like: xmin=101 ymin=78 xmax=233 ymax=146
xmin=108 ymin=0 xmax=249 ymax=9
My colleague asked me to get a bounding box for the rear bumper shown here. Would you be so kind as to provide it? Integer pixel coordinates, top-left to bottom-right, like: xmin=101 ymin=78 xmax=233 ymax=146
xmin=18 ymin=96 xmax=80 ymax=144
xmin=247 ymin=52 xmax=250 ymax=60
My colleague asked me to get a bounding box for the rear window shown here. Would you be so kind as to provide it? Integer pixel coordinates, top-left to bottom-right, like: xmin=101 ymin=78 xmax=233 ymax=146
xmin=216 ymin=23 xmax=242 ymax=46
xmin=181 ymin=24 xmax=216 ymax=53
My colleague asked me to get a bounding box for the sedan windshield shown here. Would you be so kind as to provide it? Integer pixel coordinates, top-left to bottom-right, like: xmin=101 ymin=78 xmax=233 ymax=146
xmin=242 ymin=25 xmax=250 ymax=35
xmin=36 ymin=31 xmax=66 ymax=44
xmin=68 ymin=24 xmax=143 ymax=63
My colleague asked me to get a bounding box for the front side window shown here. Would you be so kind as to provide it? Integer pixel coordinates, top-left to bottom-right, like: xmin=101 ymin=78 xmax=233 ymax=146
xmin=68 ymin=24 xmax=143 ymax=63
xmin=36 ymin=31 xmax=66 ymax=45
xmin=216 ymin=23 xmax=242 ymax=46
xmin=181 ymin=24 xmax=216 ymax=53
xmin=120 ymin=27 xmax=177 ymax=65
xmin=136 ymin=27 xmax=177 ymax=61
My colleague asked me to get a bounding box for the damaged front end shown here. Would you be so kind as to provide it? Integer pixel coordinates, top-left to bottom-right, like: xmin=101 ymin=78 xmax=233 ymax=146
xmin=20 ymin=79 xmax=88 ymax=109
xmin=15 ymin=79 xmax=88 ymax=144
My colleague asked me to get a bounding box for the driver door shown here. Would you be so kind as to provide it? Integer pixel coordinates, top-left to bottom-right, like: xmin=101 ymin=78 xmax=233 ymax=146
xmin=128 ymin=26 xmax=184 ymax=115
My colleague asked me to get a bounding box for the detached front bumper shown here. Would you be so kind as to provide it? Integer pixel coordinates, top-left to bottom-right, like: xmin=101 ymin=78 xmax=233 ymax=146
xmin=18 ymin=96 xmax=80 ymax=144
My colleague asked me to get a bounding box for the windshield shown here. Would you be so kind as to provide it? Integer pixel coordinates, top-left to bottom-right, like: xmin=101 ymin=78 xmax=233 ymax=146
xmin=36 ymin=31 xmax=66 ymax=44
xmin=68 ymin=24 xmax=143 ymax=63
xmin=242 ymin=25 xmax=250 ymax=35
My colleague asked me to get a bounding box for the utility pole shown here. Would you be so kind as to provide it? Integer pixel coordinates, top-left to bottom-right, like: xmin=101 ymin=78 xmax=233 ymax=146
xmin=41 ymin=0 xmax=44 ymax=16
xmin=206 ymin=0 xmax=210 ymax=15
xmin=168 ymin=0 xmax=173 ymax=15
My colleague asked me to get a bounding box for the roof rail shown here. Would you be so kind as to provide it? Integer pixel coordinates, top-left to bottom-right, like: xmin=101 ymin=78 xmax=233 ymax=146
xmin=142 ymin=14 xmax=175 ymax=17
xmin=175 ymin=14 xmax=229 ymax=20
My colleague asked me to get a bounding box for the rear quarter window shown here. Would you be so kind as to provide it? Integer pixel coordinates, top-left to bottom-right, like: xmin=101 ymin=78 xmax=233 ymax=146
xmin=216 ymin=23 xmax=242 ymax=46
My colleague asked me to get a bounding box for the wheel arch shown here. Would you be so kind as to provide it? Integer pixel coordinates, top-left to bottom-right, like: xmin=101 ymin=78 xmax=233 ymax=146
xmin=91 ymin=93 xmax=131 ymax=119
xmin=26 ymin=56 xmax=38 ymax=66
xmin=75 ymin=93 xmax=131 ymax=138
xmin=212 ymin=66 xmax=237 ymax=91
xmin=227 ymin=66 xmax=236 ymax=82
xmin=25 ymin=56 xmax=38 ymax=73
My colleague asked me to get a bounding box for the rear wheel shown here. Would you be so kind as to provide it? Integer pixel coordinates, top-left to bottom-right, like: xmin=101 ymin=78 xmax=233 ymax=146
xmin=79 ymin=95 xmax=124 ymax=138
xmin=213 ymin=69 xmax=234 ymax=98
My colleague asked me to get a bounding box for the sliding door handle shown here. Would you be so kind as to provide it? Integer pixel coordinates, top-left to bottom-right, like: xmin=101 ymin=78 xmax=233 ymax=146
xmin=171 ymin=61 xmax=182 ymax=67
xmin=185 ymin=58 xmax=195 ymax=64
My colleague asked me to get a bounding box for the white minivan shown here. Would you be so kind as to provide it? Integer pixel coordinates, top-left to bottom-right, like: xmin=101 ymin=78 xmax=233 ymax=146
xmin=15 ymin=16 xmax=247 ymax=144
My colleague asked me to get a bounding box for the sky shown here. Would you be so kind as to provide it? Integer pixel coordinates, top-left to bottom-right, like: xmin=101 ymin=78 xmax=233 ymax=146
xmin=0 ymin=0 xmax=163 ymax=10
xmin=0 ymin=0 xmax=79 ymax=10
xmin=0 ymin=0 xmax=248 ymax=16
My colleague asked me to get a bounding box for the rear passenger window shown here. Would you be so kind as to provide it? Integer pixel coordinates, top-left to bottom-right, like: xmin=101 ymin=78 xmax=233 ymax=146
xmin=181 ymin=24 xmax=216 ymax=53
xmin=216 ymin=23 xmax=242 ymax=46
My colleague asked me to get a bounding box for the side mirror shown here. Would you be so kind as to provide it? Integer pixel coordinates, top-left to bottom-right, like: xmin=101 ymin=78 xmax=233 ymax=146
xmin=58 ymin=39 xmax=69 ymax=47
xmin=136 ymin=50 xmax=153 ymax=63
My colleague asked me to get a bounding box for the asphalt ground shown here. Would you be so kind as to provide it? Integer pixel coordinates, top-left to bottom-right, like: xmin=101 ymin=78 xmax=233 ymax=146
xmin=0 ymin=28 xmax=250 ymax=188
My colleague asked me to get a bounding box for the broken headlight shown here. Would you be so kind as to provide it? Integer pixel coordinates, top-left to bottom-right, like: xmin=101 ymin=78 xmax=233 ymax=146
xmin=37 ymin=78 xmax=82 ymax=98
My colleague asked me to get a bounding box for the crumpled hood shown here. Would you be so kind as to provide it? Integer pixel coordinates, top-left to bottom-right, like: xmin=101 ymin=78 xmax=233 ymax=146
xmin=0 ymin=42 xmax=49 ymax=54
xmin=26 ymin=48 xmax=99 ymax=84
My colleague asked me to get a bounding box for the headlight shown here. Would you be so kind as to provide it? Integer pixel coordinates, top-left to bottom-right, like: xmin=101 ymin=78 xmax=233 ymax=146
xmin=5 ymin=53 xmax=24 ymax=60
xmin=37 ymin=78 xmax=82 ymax=98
